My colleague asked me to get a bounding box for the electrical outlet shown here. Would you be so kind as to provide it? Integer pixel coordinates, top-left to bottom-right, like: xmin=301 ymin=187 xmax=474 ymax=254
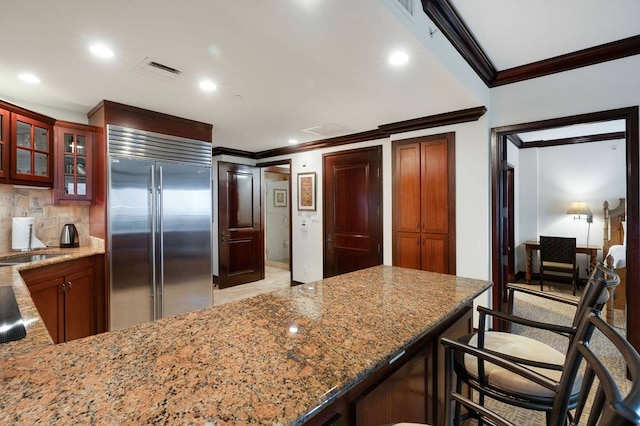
xmin=303 ymin=265 xmax=307 ymax=275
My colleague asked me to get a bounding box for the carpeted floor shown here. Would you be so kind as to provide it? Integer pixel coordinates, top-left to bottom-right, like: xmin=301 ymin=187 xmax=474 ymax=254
xmin=474 ymin=281 xmax=630 ymax=425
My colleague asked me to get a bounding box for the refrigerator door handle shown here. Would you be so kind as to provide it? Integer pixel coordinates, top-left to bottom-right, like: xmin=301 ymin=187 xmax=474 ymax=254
xmin=150 ymin=164 xmax=158 ymax=321
xmin=158 ymin=165 xmax=164 ymax=319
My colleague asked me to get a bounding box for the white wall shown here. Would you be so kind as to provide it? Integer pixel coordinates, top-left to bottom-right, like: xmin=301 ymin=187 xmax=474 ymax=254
xmin=262 ymin=115 xmax=492 ymax=322
xmin=491 ymin=56 xmax=640 ymax=128
xmin=492 ymin=57 xmax=639 ymax=281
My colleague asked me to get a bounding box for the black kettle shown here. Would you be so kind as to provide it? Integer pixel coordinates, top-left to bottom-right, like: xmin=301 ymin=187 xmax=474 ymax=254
xmin=60 ymin=224 xmax=79 ymax=248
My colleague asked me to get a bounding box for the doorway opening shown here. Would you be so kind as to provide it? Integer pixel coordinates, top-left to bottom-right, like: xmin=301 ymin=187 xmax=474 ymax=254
xmin=260 ymin=160 xmax=293 ymax=285
xmin=491 ymin=106 xmax=639 ymax=350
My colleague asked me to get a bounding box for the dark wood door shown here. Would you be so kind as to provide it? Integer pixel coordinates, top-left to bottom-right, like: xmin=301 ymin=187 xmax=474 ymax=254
xmin=28 ymin=277 xmax=64 ymax=343
xmin=218 ymin=161 xmax=263 ymax=288
xmin=64 ymin=267 xmax=95 ymax=342
xmin=323 ymin=147 xmax=382 ymax=278
xmin=503 ymin=166 xmax=515 ymax=286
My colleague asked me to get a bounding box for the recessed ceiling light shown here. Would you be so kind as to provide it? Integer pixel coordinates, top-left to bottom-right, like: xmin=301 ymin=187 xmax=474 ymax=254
xmin=18 ymin=73 xmax=40 ymax=84
xmin=288 ymin=139 xmax=298 ymax=144
xmin=90 ymin=44 xmax=114 ymax=59
xmin=199 ymin=80 xmax=217 ymax=92
xmin=388 ymin=51 xmax=409 ymax=66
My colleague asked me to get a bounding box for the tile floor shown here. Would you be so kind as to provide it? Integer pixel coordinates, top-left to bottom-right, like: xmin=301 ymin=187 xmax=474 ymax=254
xmin=213 ymin=265 xmax=292 ymax=306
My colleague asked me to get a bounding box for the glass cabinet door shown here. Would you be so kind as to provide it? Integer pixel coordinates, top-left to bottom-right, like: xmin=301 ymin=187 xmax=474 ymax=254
xmin=62 ymin=132 xmax=88 ymax=196
xmin=11 ymin=114 xmax=53 ymax=182
xmin=54 ymin=124 xmax=93 ymax=203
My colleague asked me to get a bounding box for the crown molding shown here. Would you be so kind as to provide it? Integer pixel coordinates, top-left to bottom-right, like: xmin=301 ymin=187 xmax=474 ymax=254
xmin=420 ymin=0 xmax=496 ymax=85
xmin=517 ymin=131 xmax=626 ymax=149
xmin=211 ymin=147 xmax=258 ymax=159
xmin=237 ymin=106 xmax=485 ymax=159
xmin=421 ymin=0 xmax=640 ymax=87
xmin=494 ymin=36 xmax=640 ymax=86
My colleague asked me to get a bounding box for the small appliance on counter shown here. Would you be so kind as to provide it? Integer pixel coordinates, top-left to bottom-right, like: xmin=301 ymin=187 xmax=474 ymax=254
xmin=60 ymin=224 xmax=79 ymax=248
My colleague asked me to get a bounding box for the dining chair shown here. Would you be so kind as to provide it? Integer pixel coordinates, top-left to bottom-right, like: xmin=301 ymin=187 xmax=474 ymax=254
xmin=452 ymin=263 xmax=619 ymax=424
xmin=442 ymin=310 xmax=640 ymax=425
xmin=539 ymin=235 xmax=579 ymax=295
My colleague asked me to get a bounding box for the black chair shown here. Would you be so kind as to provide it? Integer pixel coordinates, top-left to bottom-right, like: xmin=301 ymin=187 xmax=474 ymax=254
xmin=539 ymin=235 xmax=579 ymax=295
xmin=442 ymin=310 xmax=640 ymax=425
xmin=452 ymin=263 xmax=619 ymax=424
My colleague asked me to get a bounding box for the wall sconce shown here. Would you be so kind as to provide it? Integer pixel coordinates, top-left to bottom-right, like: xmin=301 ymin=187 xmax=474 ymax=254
xmin=567 ymin=201 xmax=593 ymax=223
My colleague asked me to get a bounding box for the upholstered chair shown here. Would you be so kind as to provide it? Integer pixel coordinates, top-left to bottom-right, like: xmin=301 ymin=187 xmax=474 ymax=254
xmin=452 ymin=263 xmax=619 ymax=424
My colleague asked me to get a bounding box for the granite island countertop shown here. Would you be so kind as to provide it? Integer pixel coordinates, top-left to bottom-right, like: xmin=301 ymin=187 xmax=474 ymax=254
xmin=0 ymin=265 xmax=490 ymax=425
xmin=0 ymin=243 xmax=105 ymax=359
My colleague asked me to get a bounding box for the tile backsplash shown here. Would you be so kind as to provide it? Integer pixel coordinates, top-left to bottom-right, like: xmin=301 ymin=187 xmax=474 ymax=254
xmin=0 ymin=184 xmax=90 ymax=252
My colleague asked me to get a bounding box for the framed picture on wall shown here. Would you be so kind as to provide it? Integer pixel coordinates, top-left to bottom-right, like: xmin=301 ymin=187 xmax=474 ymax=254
xmin=297 ymin=172 xmax=316 ymax=211
xmin=274 ymin=189 xmax=287 ymax=207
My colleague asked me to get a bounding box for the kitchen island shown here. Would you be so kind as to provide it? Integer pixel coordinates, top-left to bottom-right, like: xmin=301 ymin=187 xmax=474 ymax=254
xmin=0 ymin=265 xmax=490 ymax=425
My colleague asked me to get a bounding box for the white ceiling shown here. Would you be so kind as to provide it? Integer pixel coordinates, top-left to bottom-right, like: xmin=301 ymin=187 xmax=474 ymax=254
xmin=450 ymin=0 xmax=640 ymax=70
xmin=1 ymin=1 xmax=638 ymax=152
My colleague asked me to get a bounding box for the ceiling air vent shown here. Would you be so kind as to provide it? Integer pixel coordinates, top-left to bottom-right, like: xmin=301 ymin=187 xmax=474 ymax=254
xmin=148 ymin=61 xmax=182 ymax=75
xmin=393 ymin=0 xmax=414 ymax=16
xmin=134 ymin=57 xmax=183 ymax=81
xmin=303 ymin=123 xmax=353 ymax=138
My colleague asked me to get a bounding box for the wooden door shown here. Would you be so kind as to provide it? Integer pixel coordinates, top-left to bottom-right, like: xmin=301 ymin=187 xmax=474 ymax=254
xmin=421 ymin=137 xmax=453 ymax=274
xmin=393 ymin=143 xmax=421 ymax=233
xmin=64 ymin=267 xmax=95 ymax=342
xmin=28 ymin=277 xmax=64 ymax=344
xmin=421 ymin=140 xmax=449 ymax=235
xmin=218 ymin=162 xmax=263 ymax=288
xmin=323 ymin=147 xmax=382 ymax=278
xmin=392 ymin=134 xmax=455 ymax=274
xmin=503 ymin=166 xmax=515 ymax=286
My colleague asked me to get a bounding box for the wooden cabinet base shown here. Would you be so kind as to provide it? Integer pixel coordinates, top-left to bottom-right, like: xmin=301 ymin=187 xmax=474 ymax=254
xmin=304 ymin=304 xmax=472 ymax=426
xmin=21 ymin=256 xmax=105 ymax=343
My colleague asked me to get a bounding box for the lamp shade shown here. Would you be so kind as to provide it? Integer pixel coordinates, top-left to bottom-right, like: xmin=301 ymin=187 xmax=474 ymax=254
xmin=567 ymin=201 xmax=592 ymax=216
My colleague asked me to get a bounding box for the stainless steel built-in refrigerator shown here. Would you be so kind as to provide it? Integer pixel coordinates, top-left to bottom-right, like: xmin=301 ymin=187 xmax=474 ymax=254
xmin=107 ymin=125 xmax=212 ymax=330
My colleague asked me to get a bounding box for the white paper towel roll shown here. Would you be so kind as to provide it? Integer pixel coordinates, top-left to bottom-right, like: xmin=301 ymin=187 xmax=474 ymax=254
xmin=12 ymin=217 xmax=46 ymax=251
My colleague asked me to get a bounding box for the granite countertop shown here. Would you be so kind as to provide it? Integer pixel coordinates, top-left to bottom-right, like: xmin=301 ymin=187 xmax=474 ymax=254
xmin=0 ymin=265 xmax=490 ymax=425
xmin=0 ymin=242 xmax=105 ymax=359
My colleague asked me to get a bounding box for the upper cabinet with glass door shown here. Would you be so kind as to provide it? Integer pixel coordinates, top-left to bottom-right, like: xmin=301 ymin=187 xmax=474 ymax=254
xmin=7 ymin=109 xmax=55 ymax=186
xmin=53 ymin=122 xmax=96 ymax=204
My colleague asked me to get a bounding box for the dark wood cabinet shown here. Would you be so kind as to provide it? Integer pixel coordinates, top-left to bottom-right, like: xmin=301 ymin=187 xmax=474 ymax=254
xmin=305 ymin=304 xmax=472 ymax=426
xmin=22 ymin=256 xmax=104 ymax=344
xmin=53 ymin=122 xmax=97 ymax=204
xmin=392 ymin=134 xmax=456 ymax=274
xmin=0 ymin=100 xmax=55 ymax=187
xmin=10 ymin=113 xmax=54 ymax=185
xmin=0 ymin=107 xmax=9 ymax=179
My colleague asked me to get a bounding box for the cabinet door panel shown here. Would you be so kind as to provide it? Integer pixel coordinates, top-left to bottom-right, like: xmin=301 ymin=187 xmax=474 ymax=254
xmin=422 ymin=234 xmax=449 ymax=274
xmin=10 ymin=114 xmax=53 ymax=183
xmin=0 ymin=107 xmax=9 ymax=178
xmin=28 ymin=277 xmax=64 ymax=344
xmin=394 ymin=143 xmax=422 ymax=233
xmin=354 ymin=346 xmax=427 ymax=425
xmin=64 ymin=268 xmax=95 ymax=342
xmin=394 ymin=232 xmax=422 ymax=270
xmin=421 ymin=139 xmax=448 ymax=234
xmin=54 ymin=124 xmax=94 ymax=203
